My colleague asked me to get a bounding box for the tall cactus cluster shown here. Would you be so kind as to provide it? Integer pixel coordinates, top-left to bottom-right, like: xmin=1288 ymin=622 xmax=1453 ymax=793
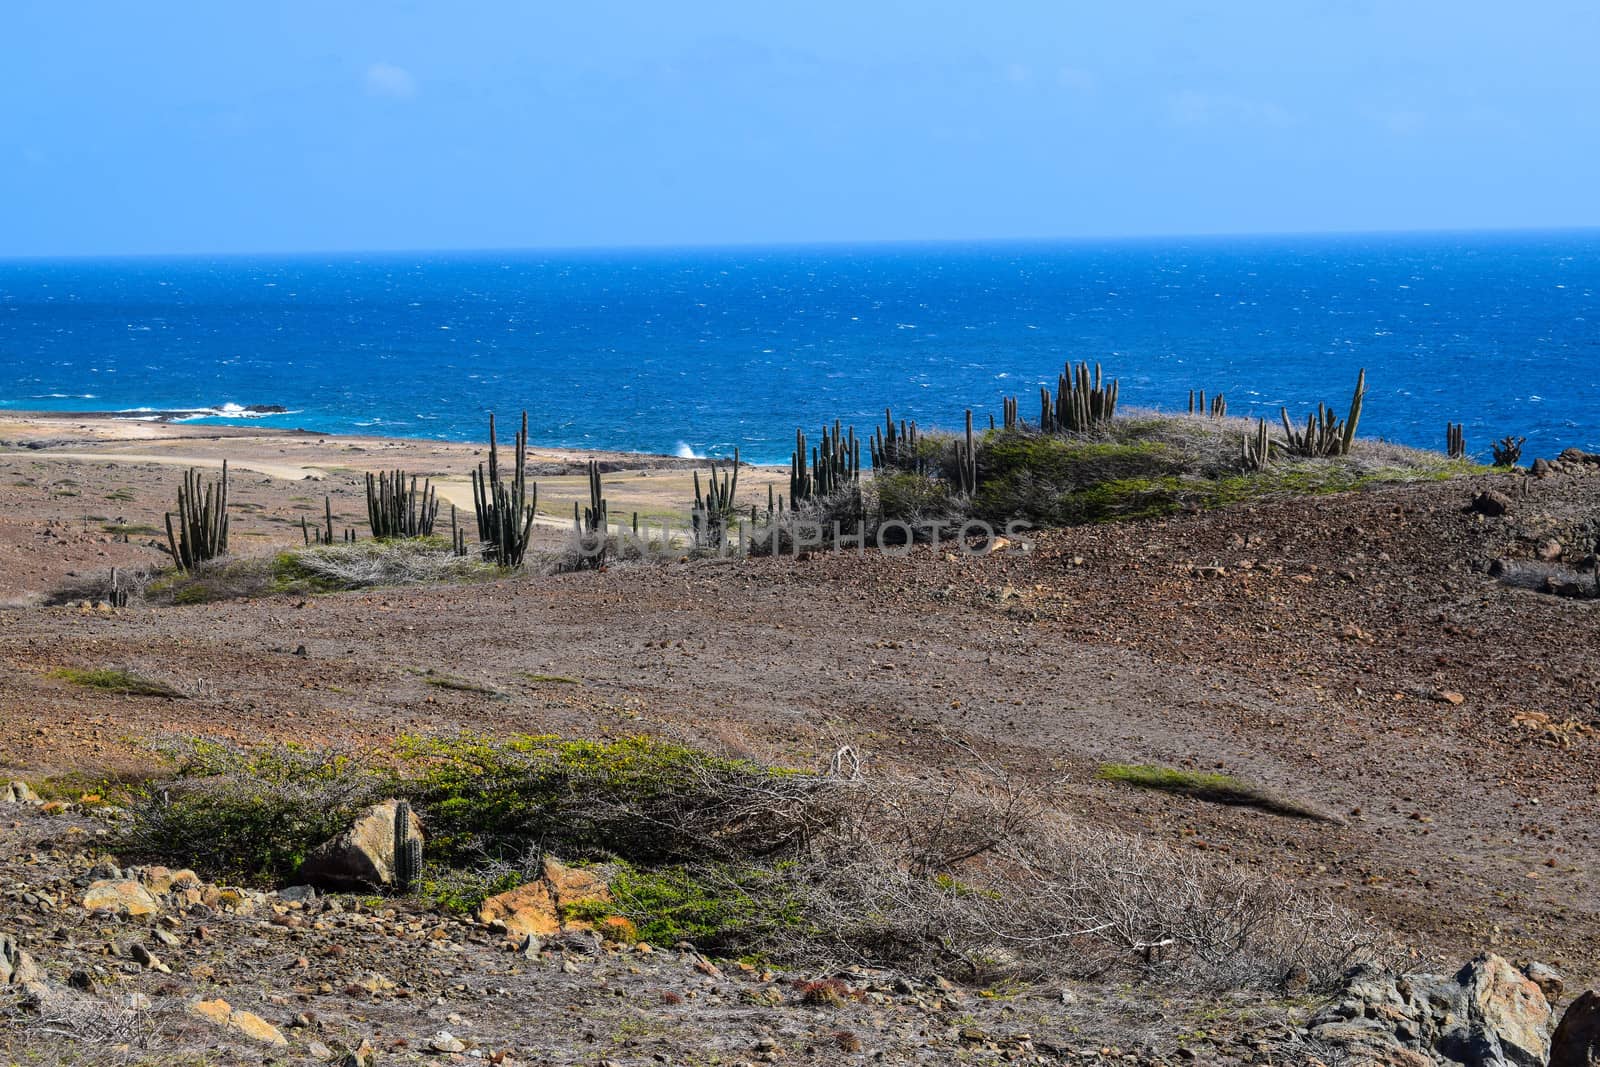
xmin=164 ymin=462 xmax=230 ymax=572
xmin=1002 ymin=396 xmax=1019 ymax=430
xmin=472 ymin=412 xmax=538 ymax=567
xmin=366 ymin=470 xmax=439 ymax=539
xmin=1038 ymin=361 xmax=1119 ymax=433
xmin=572 ymin=459 xmax=609 ymax=568
xmin=692 ymin=448 xmax=740 ymax=548
xmin=1241 ymin=418 xmax=1271 ymax=472
xmin=1279 ymin=369 xmax=1365 ymax=458
xmin=955 ymin=410 xmax=979 ymax=495
xmin=869 ymin=409 xmax=922 ymax=472
xmin=392 ymin=800 xmax=421 ymax=893
xmin=790 ymin=422 xmax=860 ymax=503
xmin=1446 ymin=422 xmax=1466 ymax=460
xmin=1189 ymin=389 xmax=1227 ymax=418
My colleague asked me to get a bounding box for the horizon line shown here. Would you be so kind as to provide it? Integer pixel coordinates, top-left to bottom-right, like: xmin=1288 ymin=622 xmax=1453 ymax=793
xmin=3 ymin=223 xmax=1599 ymax=264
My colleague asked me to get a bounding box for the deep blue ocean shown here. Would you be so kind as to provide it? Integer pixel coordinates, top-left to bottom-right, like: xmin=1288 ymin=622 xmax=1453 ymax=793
xmin=2 ymin=232 xmax=1597 ymax=463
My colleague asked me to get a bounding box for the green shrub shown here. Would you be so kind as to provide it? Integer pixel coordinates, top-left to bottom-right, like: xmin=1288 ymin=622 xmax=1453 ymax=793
xmin=394 ymin=733 xmax=834 ymax=867
xmin=608 ymin=863 xmax=806 ymax=952
xmin=118 ymin=740 xmax=390 ymax=883
xmin=49 ymin=667 xmax=184 ymax=699
xmin=419 ymin=865 xmax=526 ymax=913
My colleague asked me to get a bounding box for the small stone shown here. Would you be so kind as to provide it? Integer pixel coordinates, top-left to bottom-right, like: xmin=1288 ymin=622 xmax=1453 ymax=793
xmin=129 ymin=943 xmax=171 ymax=974
xmin=431 ymin=1030 xmax=467 ymax=1053
xmin=1436 ymin=690 xmax=1466 ymax=706
xmin=191 ymin=998 xmax=289 ymax=1047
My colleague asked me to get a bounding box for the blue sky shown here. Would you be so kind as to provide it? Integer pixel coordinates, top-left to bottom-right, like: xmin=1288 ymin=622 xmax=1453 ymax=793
xmin=4 ymin=1 xmax=1598 ymax=256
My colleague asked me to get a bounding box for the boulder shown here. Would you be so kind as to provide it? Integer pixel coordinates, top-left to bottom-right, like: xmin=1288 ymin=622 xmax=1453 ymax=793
xmin=1551 ymin=991 xmax=1600 ymax=1067
xmin=478 ymin=880 xmax=560 ymax=939
xmin=1 ymin=933 xmax=43 ymax=987
xmin=82 ymin=878 xmax=161 ymax=917
xmin=1306 ymin=954 xmax=1552 ymax=1067
xmin=477 ymin=856 xmax=612 ymax=940
xmin=1469 ymin=490 xmax=1513 ymax=517
xmin=2 ymin=781 xmax=40 ymax=804
xmin=297 ymin=800 xmax=423 ymax=891
xmin=1460 ymin=952 xmax=1551 ymax=1067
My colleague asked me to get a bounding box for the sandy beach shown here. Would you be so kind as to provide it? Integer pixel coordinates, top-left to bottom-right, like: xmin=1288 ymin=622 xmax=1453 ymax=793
xmin=0 ymin=412 xmax=789 ymax=598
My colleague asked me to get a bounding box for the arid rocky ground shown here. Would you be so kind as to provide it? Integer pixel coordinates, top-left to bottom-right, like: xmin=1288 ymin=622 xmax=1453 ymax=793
xmin=2 ymin=416 xmax=1598 ymax=1065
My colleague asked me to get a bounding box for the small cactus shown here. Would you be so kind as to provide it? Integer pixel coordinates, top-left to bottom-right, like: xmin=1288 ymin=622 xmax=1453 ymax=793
xmin=956 ymin=410 xmax=978 ymax=495
xmin=1241 ymin=418 xmax=1271 ymax=472
xmin=1491 ymin=435 xmax=1526 ymax=468
xmin=1446 ymin=422 xmax=1466 ymax=460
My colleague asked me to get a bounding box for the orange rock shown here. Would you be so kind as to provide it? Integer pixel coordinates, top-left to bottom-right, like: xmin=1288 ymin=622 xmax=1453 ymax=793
xmin=477 ymin=880 xmax=559 ymax=939
xmin=82 ymin=878 xmax=161 ymax=917
xmin=191 ymin=997 xmax=288 ymax=1047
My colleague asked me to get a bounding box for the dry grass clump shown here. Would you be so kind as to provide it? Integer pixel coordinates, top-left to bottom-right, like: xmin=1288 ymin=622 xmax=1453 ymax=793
xmin=276 ymin=539 xmax=491 ymax=589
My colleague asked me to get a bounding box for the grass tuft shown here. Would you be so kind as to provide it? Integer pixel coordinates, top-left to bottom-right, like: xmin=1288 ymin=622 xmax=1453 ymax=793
xmin=1096 ymin=763 xmax=1337 ymax=822
xmin=422 ymin=674 xmax=505 ymax=699
xmin=49 ymin=667 xmax=185 ymax=699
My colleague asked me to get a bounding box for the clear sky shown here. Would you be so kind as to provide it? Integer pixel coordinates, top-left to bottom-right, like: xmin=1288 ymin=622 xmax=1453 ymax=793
xmin=4 ymin=1 xmax=1597 ymax=257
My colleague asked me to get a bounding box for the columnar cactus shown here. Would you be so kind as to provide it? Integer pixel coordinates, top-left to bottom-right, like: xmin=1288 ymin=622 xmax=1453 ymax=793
xmin=164 ymin=462 xmax=229 ymax=572
xmin=366 ymin=470 xmax=439 ymax=539
xmin=1241 ymin=418 xmax=1271 ymax=472
xmin=393 ymin=800 xmax=421 ymax=893
xmin=471 ymin=412 xmax=538 ymax=567
xmin=693 ymin=448 xmax=740 ymax=549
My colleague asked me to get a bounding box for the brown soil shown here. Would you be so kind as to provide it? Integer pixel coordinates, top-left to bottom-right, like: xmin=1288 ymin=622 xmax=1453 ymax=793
xmin=2 ymin=418 xmax=1599 ymax=1063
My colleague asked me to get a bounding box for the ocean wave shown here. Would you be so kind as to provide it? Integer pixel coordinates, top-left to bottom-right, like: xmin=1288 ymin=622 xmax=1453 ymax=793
xmin=113 ymin=403 xmax=295 ymax=423
xmin=673 ymin=441 xmax=705 ymax=459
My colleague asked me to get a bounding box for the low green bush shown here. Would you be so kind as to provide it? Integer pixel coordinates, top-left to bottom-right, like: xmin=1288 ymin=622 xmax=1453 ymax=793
xmin=49 ymin=667 xmax=184 ymax=699
xmin=118 ymin=740 xmax=389 ymax=883
xmin=393 ymin=733 xmax=833 ymax=867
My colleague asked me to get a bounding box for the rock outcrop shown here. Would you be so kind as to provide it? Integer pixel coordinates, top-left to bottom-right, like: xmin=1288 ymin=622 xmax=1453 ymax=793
xmin=1305 ymin=954 xmax=1554 ymax=1067
xmin=297 ymin=800 xmax=423 ymax=891
xmin=477 ymin=856 xmax=612 ymax=940
xmin=1 ymin=932 xmax=44 ymax=988
xmin=1550 ymin=991 xmax=1600 ymax=1067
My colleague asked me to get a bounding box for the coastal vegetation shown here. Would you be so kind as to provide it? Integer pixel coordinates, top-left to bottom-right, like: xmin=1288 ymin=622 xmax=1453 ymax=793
xmin=53 ymin=362 xmax=1499 ymax=610
xmin=111 ymin=733 xmax=1388 ymax=990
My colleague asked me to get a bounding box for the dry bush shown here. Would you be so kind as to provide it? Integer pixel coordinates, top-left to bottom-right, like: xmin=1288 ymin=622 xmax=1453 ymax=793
xmin=736 ymin=757 xmax=1392 ymax=991
xmin=45 ymin=565 xmax=157 ymax=606
xmin=280 ymin=539 xmax=490 ymax=588
xmin=0 ymin=986 xmax=180 ymax=1063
